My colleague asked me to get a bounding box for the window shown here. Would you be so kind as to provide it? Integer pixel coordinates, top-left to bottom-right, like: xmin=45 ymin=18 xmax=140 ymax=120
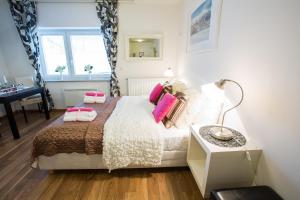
xmin=39 ymin=29 xmax=111 ymax=81
xmin=41 ymin=35 xmax=68 ymax=75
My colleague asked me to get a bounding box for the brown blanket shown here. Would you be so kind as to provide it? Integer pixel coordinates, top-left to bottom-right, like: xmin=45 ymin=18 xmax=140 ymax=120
xmin=31 ymin=97 xmax=120 ymax=163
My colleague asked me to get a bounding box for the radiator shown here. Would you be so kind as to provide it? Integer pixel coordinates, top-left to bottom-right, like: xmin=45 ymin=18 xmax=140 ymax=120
xmin=64 ymin=88 xmax=98 ymax=107
xmin=127 ymin=78 xmax=168 ymax=96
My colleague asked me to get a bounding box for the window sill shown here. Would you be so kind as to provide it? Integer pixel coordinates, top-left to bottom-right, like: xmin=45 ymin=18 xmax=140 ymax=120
xmin=45 ymin=79 xmax=110 ymax=83
xmin=43 ymin=74 xmax=111 ymax=82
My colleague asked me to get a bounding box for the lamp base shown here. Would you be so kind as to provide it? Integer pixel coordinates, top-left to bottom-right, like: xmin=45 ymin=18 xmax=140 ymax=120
xmin=210 ymin=127 xmax=234 ymax=141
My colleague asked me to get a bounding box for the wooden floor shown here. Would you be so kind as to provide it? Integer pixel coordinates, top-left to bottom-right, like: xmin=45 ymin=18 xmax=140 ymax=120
xmin=0 ymin=111 xmax=202 ymax=200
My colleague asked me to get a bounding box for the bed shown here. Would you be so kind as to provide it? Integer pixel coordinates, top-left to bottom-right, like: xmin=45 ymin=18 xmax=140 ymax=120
xmin=32 ymin=96 xmax=190 ymax=170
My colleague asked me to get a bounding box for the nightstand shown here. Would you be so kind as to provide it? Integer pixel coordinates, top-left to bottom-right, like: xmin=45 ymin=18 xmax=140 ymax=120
xmin=187 ymin=125 xmax=262 ymax=199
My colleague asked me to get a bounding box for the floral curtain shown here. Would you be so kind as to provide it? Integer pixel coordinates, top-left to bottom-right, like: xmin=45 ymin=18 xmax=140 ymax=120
xmin=8 ymin=0 xmax=54 ymax=108
xmin=96 ymin=0 xmax=121 ymax=97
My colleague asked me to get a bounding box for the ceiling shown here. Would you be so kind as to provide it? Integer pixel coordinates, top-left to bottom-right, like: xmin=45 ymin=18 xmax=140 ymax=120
xmin=133 ymin=0 xmax=182 ymax=4
xmin=33 ymin=0 xmax=182 ymax=4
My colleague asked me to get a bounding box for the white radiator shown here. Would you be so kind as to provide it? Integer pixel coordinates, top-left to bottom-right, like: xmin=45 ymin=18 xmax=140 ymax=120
xmin=64 ymin=88 xmax=98 ymax=107
xmin=127 ymin=78 xmax=168 ymax=96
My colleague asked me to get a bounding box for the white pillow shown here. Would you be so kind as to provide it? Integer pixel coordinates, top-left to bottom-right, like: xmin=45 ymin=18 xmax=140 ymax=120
xmin=171 ymin=80 xmax=188 ymax=94
xmin=192 ymin=83 xmax=225 ymax=126
xmin=175 ymin=83 xmax=225 ymax=128
xmin=175 ymin=88 xmax=202 ymax=128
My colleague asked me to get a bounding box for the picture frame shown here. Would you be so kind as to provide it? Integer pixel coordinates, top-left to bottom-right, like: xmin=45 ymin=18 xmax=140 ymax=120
xmin=187 ymin=0 xmax=223 ymax=52
xmin=125 ymin=34 xmax=163 ymax=61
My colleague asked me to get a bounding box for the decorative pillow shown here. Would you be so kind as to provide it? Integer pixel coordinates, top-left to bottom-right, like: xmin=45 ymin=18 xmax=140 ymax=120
xmin=175 ymin=84 xmax=225 ymax=128
xmin=152 ymin=93 xmax=177 ymax=123
xmin=163 ymin=83 xmax=173 ymax=94
xmin=192 ymin=84 xmax=225 ymax=126
xmin=171 ymin=81 xmax=187 ymax=94
xmin=149 ymin=83 xmax=163 ymax=104
xmin=175 ymin=88 xmax=202 ymax=128
xmin=162 ymin=96 xmax=187 ymax=128
xmin=156 ymin=87 xmax=171 ymax=104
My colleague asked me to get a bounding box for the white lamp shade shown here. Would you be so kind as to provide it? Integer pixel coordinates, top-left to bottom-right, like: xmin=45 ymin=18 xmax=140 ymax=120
xmin=201 ymin=83 xmax=225 ymax=103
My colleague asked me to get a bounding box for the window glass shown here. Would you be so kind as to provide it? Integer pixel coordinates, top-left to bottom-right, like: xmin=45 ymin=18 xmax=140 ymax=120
xmin=41 ymin=35 xmax=68 ymax=75
xmin=39 ymin=30 xmax=111 ymax=81
xmin=70 ymin=35 xmax=111 ymax=75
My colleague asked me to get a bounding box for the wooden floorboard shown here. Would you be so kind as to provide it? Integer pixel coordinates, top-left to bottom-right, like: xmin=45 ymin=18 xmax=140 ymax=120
xmin=0 ymin=111 xmax=202 ymax=200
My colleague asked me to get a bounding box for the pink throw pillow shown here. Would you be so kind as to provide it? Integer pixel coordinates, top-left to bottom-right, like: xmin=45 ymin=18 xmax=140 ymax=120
xmin=149 ymin=83 xmax=163 ymax=104
xmin=85 ymin=92 xmax=105 ymax=97
xmin=79 ymin=107 xmax=94 ymax=112
xmin=67 ymin=107 xmax=79 ymax=112
xmin=66 ymin=107 xmax=94 ymax=112
xmin=152 ymin=93 xmax=177 ymax=123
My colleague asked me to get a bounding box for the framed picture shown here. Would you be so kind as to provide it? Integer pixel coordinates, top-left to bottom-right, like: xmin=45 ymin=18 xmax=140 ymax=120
xmin=125 ymin=34 xmax=163 ymax=61
xmin=188 ymin=0 xmax=223 ymax=52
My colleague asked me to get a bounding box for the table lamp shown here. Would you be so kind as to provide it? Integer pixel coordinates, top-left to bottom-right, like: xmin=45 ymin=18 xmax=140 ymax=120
xmin=164 ymin=67 xmax=174 ymax=78
xmin=210 ymin=79 xmax=244 ymax=141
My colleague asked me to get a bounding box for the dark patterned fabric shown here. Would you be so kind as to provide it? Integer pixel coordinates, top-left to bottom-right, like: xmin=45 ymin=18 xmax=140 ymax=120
xmin=96 ymin=0 xmax=120 ymax=97
xmin=8 ymin=0 xmax=54 ymax=108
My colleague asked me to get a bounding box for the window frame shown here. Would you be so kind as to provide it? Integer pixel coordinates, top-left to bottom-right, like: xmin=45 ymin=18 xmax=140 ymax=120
xmin=38 ymin=28 xmax=111 ymax=82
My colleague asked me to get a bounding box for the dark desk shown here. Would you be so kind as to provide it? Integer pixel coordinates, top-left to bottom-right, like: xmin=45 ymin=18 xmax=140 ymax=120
xmin=0 ymin=87 xmax=50 ymax=139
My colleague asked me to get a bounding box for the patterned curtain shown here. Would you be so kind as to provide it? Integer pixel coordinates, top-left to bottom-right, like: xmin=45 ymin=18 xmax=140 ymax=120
xmin=96 ymin=0 xmax=120 ymax=97
xmin=8 ymin=0 xmax=54 ymax=108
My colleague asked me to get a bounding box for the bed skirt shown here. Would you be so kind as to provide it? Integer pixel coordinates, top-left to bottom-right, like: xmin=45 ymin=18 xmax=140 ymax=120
xmin=33 ymin=150 xmax=187 ymax=170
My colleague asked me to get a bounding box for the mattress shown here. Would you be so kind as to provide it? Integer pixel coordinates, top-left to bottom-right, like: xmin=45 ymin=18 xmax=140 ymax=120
xmin=37 ymin=151 xmax=187 ymax=170
xmin=161 ymin=126 xmax=189 ymax=151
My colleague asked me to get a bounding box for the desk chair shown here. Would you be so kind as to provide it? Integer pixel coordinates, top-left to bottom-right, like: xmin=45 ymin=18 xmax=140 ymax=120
xmin=15 ymin=76 xmax=43 ymax=122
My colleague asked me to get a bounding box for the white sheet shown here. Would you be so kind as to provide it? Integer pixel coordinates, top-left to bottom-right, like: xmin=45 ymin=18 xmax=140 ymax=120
xmin=162 ymin=126 xmax=189 ymax=151
xmin=104 ymin=96 xmax=167 ymax=171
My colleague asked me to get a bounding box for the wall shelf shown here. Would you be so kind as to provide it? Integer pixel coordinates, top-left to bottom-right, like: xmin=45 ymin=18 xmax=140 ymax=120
xmin=187 ymin=125 xmax=262 ymax=198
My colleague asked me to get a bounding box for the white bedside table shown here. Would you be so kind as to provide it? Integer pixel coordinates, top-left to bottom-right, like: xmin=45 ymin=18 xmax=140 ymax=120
xmin=187 ymin=125 xmax=262 ymax=199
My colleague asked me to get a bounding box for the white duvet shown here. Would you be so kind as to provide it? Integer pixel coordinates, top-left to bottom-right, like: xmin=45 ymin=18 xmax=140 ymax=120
xmin=103 ymin=96 xmax=168 ymax=171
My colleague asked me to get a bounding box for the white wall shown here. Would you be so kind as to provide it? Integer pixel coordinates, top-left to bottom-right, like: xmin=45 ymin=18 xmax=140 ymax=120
xmin=0 ymin=1 xmax=181 ymax=109
xmin=46 ymin=81 xmax=109 ymax=109
xmin=117 ymin=2 xmax=180 ymax=95
xmin=0 ymin=47 xmax=10 ymax=83
xmin=0 ymin=0 xmax=34 ymax=78
xmin=0 ymin=46 xmax=10 ymax=117
xmin=179 ymin=0 xmax=300 ymax=199
xmin=38 ymin=3 xmax=100 ymax=27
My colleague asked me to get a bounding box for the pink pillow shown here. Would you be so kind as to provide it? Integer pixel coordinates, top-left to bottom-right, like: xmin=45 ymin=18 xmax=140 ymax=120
xmin=85 ymin=92 xmax=105 ymax=97
xmin=67 ymin=107 xmax=79 ymax=112
xmin=79 ymin=107 xmax=94 ymax=112
xmin=66 ymin=107 xmax=94 ymax=112
xmin=152 ymin=93 xmax=177 ymax=123
xmin=149 ymin=83 xmax=163 ymax=104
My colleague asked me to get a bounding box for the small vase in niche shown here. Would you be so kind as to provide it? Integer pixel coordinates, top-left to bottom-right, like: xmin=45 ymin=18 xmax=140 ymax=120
xmin=84 ymin=64 xmax=93 ymax=80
